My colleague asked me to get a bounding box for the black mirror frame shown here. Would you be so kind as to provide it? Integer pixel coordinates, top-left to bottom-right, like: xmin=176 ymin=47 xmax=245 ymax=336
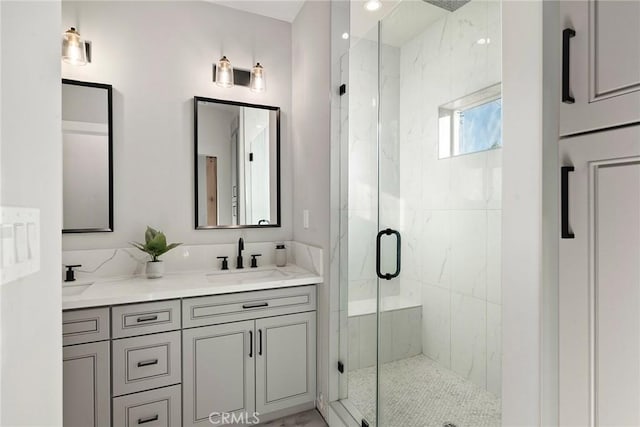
xmin=193 ymin=96 xmax=281 ymax=230
xmin=62 ymin=79 xmax=114 ymax=234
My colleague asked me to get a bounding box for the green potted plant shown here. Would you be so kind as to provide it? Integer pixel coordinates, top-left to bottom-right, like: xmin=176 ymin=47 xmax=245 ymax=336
xmin=130 ymin=226 xmax=182 ymax=279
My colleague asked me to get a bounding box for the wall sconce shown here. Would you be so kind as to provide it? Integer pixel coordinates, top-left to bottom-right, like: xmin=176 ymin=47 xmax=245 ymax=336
xmin=61 ymin=27 xmax=91 ymax=65
xmin=213 ymin=57 xmax=267 ymax=93
xmin=250 ymin=63 xmax=266 ymax=93
xmin=214 ymin=56 xmax=234 ymax=88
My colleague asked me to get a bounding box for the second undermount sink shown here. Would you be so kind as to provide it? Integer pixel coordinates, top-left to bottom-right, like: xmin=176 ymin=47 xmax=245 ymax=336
xmin=206 ymin=267 xmax=290 ymax=284
xmin=62 ymin=283 xmax=93 ymax=297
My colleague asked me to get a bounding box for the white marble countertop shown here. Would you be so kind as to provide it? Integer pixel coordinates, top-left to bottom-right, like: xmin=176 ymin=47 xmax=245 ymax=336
xmin=62 ymin=264 xmax=323 ymax=310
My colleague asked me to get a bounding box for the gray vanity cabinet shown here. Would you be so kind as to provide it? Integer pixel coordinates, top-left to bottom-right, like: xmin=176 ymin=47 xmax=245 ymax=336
xmin=63 ymin=340 xmax=111 ymax=427
xmin=182 ymin=320 xmax=256 ymax=426
xmin=256 ymin=311 xmax=317 ymax=415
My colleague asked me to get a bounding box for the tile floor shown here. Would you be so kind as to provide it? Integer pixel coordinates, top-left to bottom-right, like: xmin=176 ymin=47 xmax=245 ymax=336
xmin=347 ymin=354 xmax=501 ymax=427
xmin=259 ymin=409 xmax=328 ymax=427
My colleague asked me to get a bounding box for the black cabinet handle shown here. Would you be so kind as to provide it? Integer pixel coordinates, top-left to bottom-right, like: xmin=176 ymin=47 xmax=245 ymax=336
xmin=136 ymin=315 xmax=158 ymax=323
xmin=376 ymin=228 xmax=401 ymax=280
xmin=137 ymin=359 xmax=159 ymax=367
xmin=242 ymin=302 xmax=268 ymax=309
xmin=561 ymin=166 xmax=575 ymax=239
xmin=562 ymin=28 xmax=576 ymax=104
xmin=249 ymin=330 xmax=253 ymax=358
xmin=138 ymin=415 xmax=159 ymax=424
xmin=259 ymin=329 xmax=263 ymax=356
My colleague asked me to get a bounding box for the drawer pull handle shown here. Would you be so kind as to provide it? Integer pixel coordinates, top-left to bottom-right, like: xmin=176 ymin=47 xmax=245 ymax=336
xmin=136 ymin=315 xmax=158 ymax=322
xmin=138 ymin=415 xmax=159 ymax=424
xmin=562 ymin=28 xmax=576 ymax=104
xmin=242 ymin=302 xmax=268 ymax=309
xmin=137 ymin=359 xmax=159 ymax=367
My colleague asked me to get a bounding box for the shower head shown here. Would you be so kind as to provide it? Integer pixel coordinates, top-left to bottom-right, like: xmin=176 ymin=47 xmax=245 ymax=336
xmin=422 ymin=0 xmax=470 ymax=12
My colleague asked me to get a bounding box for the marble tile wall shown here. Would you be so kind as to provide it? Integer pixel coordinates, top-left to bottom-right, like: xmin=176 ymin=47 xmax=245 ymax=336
xmin=396 ymin=0 xmax=502 ymax=397
xmin=347 ymin=38 xmax=402 ymax=303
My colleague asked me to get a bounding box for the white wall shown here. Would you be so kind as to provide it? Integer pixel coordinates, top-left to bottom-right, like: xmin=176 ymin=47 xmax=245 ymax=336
xmin=502 ymin=1 xmax=545 ymax=425
xmin=292 ymin=0 xmax=331 ymax=417
xmin=61 ymin=1 xmax=292 ymax=250
xmin=0 ymin=1 xmax=63 ymax=424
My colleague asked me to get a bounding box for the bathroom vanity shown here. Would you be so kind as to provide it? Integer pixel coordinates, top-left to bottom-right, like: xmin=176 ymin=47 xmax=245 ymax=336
xmin=62 ymin=266 xmax=320 ymax=427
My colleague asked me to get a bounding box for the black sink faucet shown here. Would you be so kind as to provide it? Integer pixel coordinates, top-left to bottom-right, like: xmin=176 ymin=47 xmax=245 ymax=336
xmin=236 ymin=237 xmax=245 ymax=269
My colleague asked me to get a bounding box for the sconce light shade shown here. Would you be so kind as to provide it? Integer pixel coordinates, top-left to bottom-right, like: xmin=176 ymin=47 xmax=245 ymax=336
xmin=62 ymin=27 xmax=88 ymax=66
xmin=250 ymin=63 xmax=266 ymax=93
xmin=215 ymin=56 xmax=234 ymax=88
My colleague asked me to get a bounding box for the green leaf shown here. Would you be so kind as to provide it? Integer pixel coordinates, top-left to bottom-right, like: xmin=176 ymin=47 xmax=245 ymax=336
xmin=145 ymin=226 xmax=158 ymax=245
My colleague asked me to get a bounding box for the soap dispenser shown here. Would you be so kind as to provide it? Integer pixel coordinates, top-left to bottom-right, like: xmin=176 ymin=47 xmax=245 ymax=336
xmin=275 ymin=243 xmax=286 ymax=267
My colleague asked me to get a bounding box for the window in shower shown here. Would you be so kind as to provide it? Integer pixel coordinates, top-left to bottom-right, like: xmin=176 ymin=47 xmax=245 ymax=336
xmin=439 ymin=83 xmax=502 ymax=158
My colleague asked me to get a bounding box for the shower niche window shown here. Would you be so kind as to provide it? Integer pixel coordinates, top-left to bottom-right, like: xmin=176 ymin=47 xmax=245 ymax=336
xmin=439 ymin=83 xmax=502 ymax=158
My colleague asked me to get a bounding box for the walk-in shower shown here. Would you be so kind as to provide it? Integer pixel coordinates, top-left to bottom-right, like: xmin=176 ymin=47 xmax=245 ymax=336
xmin=338 ymin=0 xmax=502 ymax=425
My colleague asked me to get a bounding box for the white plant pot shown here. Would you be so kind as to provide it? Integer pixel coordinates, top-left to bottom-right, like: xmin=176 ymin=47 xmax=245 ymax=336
xmin=146 ymin=261 xmax=164 ymax=279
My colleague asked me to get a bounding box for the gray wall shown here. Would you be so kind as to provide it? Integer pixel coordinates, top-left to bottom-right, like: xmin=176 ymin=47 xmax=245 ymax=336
xmin=61 ymin=1 xmax=292 ymax=249
xmin=0 ymin=1 xmax=63 ymax=424
xmin=292 ymin=0 xmax=331 ymax=417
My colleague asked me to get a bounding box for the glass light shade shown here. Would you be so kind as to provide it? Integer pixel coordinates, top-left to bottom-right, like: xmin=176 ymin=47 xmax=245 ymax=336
xmin=364 ymin=0 xmax=382 ymax=11
xmin=61 ymin=27 xmax=87 ymax=66
xmin=250 ymin=63 xmax=266 ymax=93
xmin=215 ymin=56 xmax=234 ymax=88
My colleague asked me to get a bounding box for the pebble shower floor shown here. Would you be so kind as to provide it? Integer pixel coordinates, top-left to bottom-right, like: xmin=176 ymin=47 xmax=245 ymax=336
xmin=347 ymin=355 xmax=501 ymax=427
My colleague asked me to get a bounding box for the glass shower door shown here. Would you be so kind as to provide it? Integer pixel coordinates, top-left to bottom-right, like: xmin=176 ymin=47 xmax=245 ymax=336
xmin=340 ymin=1 xmax=502 ymax=425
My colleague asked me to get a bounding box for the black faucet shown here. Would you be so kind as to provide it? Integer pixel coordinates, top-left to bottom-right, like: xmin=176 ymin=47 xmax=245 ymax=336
xmin=236 ymin=238 xmax=245 ymax=269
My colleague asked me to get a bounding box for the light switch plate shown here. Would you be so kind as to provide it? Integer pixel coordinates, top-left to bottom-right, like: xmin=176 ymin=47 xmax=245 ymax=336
xmin=1 ymin=207 xmax=40 ymax=285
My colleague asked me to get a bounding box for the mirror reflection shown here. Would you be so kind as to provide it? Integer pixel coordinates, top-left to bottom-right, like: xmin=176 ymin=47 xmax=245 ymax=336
xmin=62 ymin=79 xmax=113 ymax=233
xmin=194 ymin=97 xmax=280 ymax=229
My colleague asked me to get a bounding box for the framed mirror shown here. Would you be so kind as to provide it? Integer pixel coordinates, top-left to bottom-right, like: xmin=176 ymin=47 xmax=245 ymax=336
xmin=62 ymin=79 xmax=113 ymax=233
xmin=194 ymin=97 xmax=280 ymax=229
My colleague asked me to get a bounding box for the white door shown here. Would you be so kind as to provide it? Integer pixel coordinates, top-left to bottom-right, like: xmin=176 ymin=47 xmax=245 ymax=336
xmin=182 ymin=321 xmax=255 ymax=426
xmin=255 ymin=312 xmax=316 ymax=415
xmin=559 ymin=124 xmax=640 ymax=426
xmin=63 ymin=341 xmax=111 ymax=427
xmin=560 ymin=0 xmax=640 ymax=136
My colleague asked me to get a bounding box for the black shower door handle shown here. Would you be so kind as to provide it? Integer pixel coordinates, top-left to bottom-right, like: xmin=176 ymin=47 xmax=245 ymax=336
xmin=376 ymin=228 xmax=401 ymax=280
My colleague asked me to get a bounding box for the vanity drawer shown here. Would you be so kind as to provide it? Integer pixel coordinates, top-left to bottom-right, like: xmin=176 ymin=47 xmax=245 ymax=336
xmin=182 ymin=285 xmax=317 ymax=328
xmin=63 ymin=307 xmax=110 ymax=346
xmin=112 ymin=300 xmax=181 ymax=339
xmin=113 ymin=384 xmax=181 ymax=427
xmin=112 ymin=331 xmax=181 ymax=396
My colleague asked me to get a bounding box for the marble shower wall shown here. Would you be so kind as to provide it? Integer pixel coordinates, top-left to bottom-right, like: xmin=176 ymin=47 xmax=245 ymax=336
xmin=347 ymin=38 xmax=402 ymax=304
xmin=397 ymin=1 xmax=502 ymax=397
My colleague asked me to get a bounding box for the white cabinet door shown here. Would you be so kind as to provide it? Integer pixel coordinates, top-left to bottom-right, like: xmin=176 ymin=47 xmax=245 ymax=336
xmin=559 ymin=125 xmax=640 ymax=426
xmin=255 ymin=311 xmax=316 ymax=415
xmin=182 ymin=320 xmax=255 ymax=427
xmin=560 ymin=0 xmax=640 ymax=136
xmin=63 ymin=341 xmax=110 ymax=427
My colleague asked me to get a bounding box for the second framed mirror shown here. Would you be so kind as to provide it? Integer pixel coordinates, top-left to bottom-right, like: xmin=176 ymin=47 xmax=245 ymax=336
xmin=194 ymin=97 xmax=280 ymax=229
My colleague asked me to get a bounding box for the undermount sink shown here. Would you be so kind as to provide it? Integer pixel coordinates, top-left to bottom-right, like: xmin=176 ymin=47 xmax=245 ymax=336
xmin=206 ymin=267 xmax=290 ymax=284
xmin=62 ymin=283 xmax=93 ymax=297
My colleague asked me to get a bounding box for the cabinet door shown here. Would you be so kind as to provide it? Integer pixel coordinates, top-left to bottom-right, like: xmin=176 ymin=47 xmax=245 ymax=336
xmin=560 ymin=0 xmax=640 ymax=136
xmin=559 ymin=125 xmax=640 ymax=426
xmin=255 ymin=311 xmax=316 ymax=415
xmin=182 ymin=321 xmax=255 ymax=426
xmin=63 ymin=341 xmax=110 ymax=427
